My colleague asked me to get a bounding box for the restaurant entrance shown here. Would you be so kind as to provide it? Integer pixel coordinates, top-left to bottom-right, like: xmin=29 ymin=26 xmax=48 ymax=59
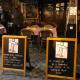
xmin=0 ymin=0 xmax=78 ymax=80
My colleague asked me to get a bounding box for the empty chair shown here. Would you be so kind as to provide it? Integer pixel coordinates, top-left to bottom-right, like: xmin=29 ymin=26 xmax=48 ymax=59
xmin=43 ymin=24 xmax=58 ymax=38
xmin=39 ymin=30 xmax=53 ymax=49
xmin=20 ymin=28 xmax=35 ymax=51
xmin=21 ymin=28 xmax=34 ymax=40
xmin=20 ymin=28 xmax=34 ymax=70
xmin=39 ymin=30 xmax=53 ymax=39
xmin=38 ymin=30 xmax=53 ymax=67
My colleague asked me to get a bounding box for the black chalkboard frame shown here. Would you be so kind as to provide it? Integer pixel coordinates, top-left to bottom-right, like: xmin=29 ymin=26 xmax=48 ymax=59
xmin=2 ymin=35 xmax=27 ymax=76
xmin=46 ymin=38 xmax=77 ymax=80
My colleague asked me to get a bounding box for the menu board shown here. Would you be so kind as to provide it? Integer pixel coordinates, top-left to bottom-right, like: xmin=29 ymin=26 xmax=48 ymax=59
xmin=2 ymin=35 xmax=27 ymax=76
xmin=46 ymin=38 xmax=77 ymax=80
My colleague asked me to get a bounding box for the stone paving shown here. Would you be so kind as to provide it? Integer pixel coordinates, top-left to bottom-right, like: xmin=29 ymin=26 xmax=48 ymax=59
xmin=0 ymin=43 xmax=80 ymax=80
xmin=0 ymin=43 xmax=46 ymax=80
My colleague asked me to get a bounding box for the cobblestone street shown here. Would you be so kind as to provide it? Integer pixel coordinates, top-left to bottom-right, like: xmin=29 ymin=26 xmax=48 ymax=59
xmin=0 ymin=43 xmax=80 ymax=80
xmin=0 ymin=43 xmax=46 ymax=80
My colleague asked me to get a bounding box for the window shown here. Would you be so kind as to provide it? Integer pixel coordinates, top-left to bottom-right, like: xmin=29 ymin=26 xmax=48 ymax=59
xmin=55 ymin=3 xmax=64 ymax=19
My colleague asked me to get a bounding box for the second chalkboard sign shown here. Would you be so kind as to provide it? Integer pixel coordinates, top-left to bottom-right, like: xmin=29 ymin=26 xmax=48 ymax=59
xmin=2 ymin=35 xmax=27 ymax=76
xmin=46 ymin=38 xmax=77 ymax=80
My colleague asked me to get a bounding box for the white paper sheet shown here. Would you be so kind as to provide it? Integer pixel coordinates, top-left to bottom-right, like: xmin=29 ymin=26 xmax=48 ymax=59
xmin=8 ymin=39 xmax=18 ymax=53
xmin=55 ymin=41 xmax=68 ymax=59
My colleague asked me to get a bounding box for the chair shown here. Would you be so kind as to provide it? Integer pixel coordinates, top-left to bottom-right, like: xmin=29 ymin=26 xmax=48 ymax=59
xmin=21 ymin=28 xmax=35 ymax=47
xmin=38 ymin=30 xmax=53 ymax=68
xmin=39 ymin=30 xmax=53 ymax=52
xmin=21 ymin=28 xmax=34 ymax=40
xmin=39 ymin=30 xmax=53 ymax=47
xmin=39 ymin=30 xmax=53 ymax=39
xmin=20 ymin=28 xmax=35 ymax=67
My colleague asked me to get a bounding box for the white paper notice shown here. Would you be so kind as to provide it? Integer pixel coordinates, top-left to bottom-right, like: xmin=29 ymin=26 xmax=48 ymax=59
xmin=8 ymin=39 xmax=18 ymax=53
xmin=55 ymin=41 xmax=68 ymax=59
xmin=69 ymin=7 xmax=77 ymax=15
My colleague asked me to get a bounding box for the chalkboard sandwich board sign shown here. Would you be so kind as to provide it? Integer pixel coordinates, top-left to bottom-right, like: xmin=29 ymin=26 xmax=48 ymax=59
xmin=46 ymin=38 xmax=77 ymax=80
xmin=2 ymin=35 xmax=27 ymax=76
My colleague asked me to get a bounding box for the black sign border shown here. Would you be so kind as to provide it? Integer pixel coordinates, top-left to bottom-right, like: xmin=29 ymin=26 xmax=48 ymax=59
xmin=46 ymin=38 xmax=77 ymax=80
xmin=2 ymin=35 xmax=27 ymax=76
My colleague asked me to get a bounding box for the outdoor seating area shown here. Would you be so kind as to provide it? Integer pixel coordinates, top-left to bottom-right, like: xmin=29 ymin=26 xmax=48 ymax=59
xmin=0 ymin=0 xmax=79 ymax=80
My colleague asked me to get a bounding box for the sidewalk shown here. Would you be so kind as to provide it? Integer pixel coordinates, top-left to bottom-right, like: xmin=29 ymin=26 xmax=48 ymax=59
xmin=0 ymin=44 xmax=80 ymax=80
xmin=0 ymin=45 xmax=45 ymax=80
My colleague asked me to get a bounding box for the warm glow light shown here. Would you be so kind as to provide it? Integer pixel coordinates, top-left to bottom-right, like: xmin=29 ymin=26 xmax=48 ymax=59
xmin=44 ymin=10 xmax=51 ymax=17
xmin=69 ymin=7 xmax=77 ymax=15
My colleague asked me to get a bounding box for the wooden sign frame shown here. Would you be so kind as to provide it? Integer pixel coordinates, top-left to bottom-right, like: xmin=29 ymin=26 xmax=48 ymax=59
xmin=46 ymin=38 xmax=77 ymax=80
xmin=2 ymin=35 xmax=27 ymax=76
